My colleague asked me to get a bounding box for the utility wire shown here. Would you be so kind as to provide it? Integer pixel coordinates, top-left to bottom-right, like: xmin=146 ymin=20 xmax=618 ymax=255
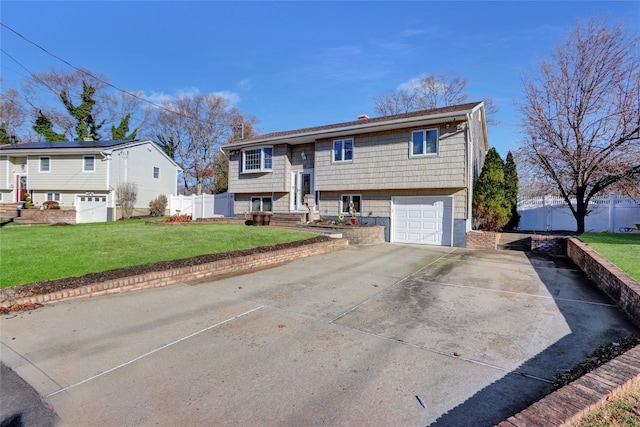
xmin=0 ymin=22 xmax=219 ymax=126
xmin=0 ymin=48 xmax=55 ymax=113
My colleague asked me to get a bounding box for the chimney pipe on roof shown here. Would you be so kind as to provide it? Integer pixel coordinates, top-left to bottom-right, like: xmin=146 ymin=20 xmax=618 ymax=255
xmin=357 ymin=114 xmax=369 ymax=120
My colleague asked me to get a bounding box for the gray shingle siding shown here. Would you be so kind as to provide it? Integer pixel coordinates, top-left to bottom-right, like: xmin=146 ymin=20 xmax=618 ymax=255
xmin=314 ymin=125 xmax=466 ymax=192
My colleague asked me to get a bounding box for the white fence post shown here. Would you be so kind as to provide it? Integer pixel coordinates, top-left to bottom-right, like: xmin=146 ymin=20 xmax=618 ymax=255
xmin=170 ymin=194 xmax=224 ymax=219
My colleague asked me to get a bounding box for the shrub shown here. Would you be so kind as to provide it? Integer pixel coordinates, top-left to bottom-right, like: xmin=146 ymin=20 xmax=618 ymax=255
xmin=116 ymin=182 xmax=138 ymax=220
xmin=149 ymin=194 xmax=168 ymax=217
xmin=22 ymin=193 xmax=34 ymax=209
xmin=165 ymin=213 xmax=192 ymax=223
xmin=43 ymin=201 xmax=60 ymax=210
xmin=473 ymin=148 xmax=509 ymax=231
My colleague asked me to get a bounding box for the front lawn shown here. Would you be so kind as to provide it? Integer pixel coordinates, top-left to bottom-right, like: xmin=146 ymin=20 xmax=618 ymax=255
xmin=0 ymin=220 xmax=313 ymax=288
xmin=579 ymin=232 xmax=640 ymax=282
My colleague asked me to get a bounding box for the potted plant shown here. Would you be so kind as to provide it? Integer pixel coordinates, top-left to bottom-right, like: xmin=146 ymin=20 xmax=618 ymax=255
xmin=252 ymin=211 xmax=264 ymax=226
xmin=349 ymin=202 xmax=357 ymax=225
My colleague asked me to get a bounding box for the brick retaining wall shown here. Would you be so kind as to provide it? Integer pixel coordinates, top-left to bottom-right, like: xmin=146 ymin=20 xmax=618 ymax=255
xmin=498 ymin=347 xmax=640 ymax=426
xmin=0 ymin=237 xmax=348 ymax=308
xmin=466 ymin=230 xmax=500 ymax=250
xmin=17 ymin=208 xmax=76 ymax=224
xmin=497 ymin=237 xmax=640 ymax=425
xmin=531 ymin=236 xmax=567 ymax=255
xmin=567 ymin=238 xmax=640 ymax=329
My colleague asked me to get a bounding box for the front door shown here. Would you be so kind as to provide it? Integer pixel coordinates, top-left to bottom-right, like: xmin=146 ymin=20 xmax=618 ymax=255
xmin=16 ymin=175 xmax=28 ymax=202
xmin=291 ymin=170 xmax=314 ymax=211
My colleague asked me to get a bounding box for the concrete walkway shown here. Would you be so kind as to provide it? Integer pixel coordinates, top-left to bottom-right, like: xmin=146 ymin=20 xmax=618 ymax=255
xmin=1 ymin=244 xmax=637 ymax=426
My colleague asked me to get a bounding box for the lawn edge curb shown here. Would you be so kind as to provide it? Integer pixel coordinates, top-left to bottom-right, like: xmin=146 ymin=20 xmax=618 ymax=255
xmin=1 ymin=237 xmax=348 ymax=308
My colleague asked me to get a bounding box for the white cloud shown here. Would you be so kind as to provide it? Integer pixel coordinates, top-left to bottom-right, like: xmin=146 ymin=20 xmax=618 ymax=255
xmin=142 ymin=87 xmax=241 ymax=107
xmin=237 ymin=78 xmax=253 ymax=90
xmin=213 ymin=90 xmax=241 ymax=106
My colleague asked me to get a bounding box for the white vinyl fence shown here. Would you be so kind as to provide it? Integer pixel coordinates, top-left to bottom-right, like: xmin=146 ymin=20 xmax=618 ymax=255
xmin=170 ymin=193 xmax=235 ymax=220
xmin=518 ymin=194 xmax=640 ymax=233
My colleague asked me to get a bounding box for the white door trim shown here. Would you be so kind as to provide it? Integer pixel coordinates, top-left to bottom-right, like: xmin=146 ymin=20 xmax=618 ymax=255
xmin=290 ymin=169 xmax=314 ymax=212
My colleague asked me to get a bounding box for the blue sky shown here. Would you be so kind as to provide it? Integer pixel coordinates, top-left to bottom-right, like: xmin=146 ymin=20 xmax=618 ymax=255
xmin=1 ymin=1 xmax=639 ymax=157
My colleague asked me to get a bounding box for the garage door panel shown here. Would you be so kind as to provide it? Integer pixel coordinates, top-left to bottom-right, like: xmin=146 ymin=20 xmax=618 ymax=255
xmin=392 ymin=197 xmax=452 ymax=246
xmin=77 ymin=196 xmax=107 ymax=223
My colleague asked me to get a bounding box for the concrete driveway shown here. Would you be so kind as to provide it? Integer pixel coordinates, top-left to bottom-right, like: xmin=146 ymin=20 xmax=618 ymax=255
xmin=1 ymin=244 xmax=637 ymax=426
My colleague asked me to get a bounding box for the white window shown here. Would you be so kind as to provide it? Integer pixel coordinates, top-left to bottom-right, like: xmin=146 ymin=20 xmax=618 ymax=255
xmin=341 ymin=195 xmax=361 ymax=215
xmin=153 ymin=167 xmax=160 ymax=179
xmin=242 ymin=146 xmax=273 ymax=173
xmin=333 ymin=138 xmax=353 ymax=163
xmin=83 ymin=155 xmax=95 ymax=172
xmin=251 ymin=196 xmax=273 ymax=212
xmin=39 ymin=156 xmax=51 ymax=172
xmin=46 ymin=192 xmax=61 ymax=201
xmin=411 ymin=129 xmax=439 ymax=156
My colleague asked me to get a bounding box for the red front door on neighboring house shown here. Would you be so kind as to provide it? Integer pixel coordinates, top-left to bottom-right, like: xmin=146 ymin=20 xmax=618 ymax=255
xmin=17 ymin=175 xmax=28 ymax=202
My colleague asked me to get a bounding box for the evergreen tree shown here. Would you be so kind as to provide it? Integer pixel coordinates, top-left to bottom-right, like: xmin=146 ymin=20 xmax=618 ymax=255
xmin=504 ymin=151 xmax=520 ymax=230
xmin=211 ymin=151 xmax=228 ymax=194
xmin=156 ymin=134 xmax=178 ymax=159
xmin=33 ymin=111 xmax=66 ymax=142
xmin=111 ymin=113 xmax=137 ymax=140
xmin=60 ymin=81 xmax=103 ymax=141
xmin=0 ymin=125 xmax=10 ymax=144
xmin=473 ymin=148 xmax=509 ymax=231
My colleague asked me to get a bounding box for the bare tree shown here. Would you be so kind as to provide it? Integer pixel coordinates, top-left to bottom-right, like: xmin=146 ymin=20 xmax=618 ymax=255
xmin=517 ymin=18 xmax=640 ymax=233
xmin=373 ymin=72 xmax=499 ymax=123
xmin=0 ymin=86 xmax=26 ymax=143
xmin=201 ymin=109 xmax=259 ymax=194
xmin=21 ymin=67 xmax=146 ymax=141
xmin=116 ymin=182 xmax=138 ymax=220
xmin=150 ymin=94 xmax=258 ymax=195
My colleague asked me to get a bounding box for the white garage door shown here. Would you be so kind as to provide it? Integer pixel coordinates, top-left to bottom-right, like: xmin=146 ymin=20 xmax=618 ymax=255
xmin=392 ymin=196 xmax=453 ymax=246
xmin=76 ymin=195 xmax=108 ymax=223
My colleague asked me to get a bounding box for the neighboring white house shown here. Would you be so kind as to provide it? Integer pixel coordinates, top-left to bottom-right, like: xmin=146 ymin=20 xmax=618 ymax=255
xmin=0 ymin=139 xmax=182 ymax=222
xmin=223 ymin=102 xmax=489 ymax=246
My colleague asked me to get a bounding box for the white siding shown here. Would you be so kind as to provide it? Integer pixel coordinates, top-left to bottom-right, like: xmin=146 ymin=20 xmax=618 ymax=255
xmin=109 ymin=142 xmax=179 ymax=210
xmin=27 ymin=154 xmax=108 ymax=191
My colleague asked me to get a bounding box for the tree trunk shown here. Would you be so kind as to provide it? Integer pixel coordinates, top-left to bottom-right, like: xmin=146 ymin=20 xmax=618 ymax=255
xmin=574 ymin=196 xmax=587 ymax=234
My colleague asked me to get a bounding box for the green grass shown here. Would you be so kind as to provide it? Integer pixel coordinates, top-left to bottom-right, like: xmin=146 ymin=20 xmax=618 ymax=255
xmin=566 ymin=379 xmax=640 ymax=427
xmin=0 ymin=220 xmax=314 ymax=288
xmin=579 ymin=232 xmax=640 ymax=282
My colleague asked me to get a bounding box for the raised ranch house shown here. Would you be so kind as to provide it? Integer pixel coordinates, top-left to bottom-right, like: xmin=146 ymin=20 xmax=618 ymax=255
xmin=223 ymin=102 xmax=489 ymax=246
xmin=0 ymin=139 xmax=181 ymax=223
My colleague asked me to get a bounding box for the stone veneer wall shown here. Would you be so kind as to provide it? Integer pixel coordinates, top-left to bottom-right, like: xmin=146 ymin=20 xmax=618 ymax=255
xmin=337 ymin=226 xmax=386 ymax=245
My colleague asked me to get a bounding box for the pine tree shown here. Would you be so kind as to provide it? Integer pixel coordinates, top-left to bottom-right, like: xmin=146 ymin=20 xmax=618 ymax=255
xmin=504 ymin=151 xmax=520 ymax=230
xmin=473 ymin=148 xmax=509 ymax=231
xmin=33 ymin=111 xmax=66 ymax=142
xmin=111 ymin=113 xmax=137 ymax=140
xmin=60 ymin=81 xmax=104 ymax=141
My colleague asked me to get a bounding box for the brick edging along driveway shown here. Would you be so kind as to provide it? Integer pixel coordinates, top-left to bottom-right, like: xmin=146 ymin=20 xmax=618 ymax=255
xmin=0 ymin=237 xmax=348 ymax=308
xmin=498 ymin=237 xmax=640 ymax=426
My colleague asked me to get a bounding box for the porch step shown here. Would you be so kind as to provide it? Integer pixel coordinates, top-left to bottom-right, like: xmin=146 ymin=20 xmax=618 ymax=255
xmin=0 ymin=203 xmax=20 ymax=219
xmin=12 ymin=217 xmax=49 ymax=226
xmin=497 ymin=232 xmax=532 ymax=251
xmin=269 ymin=213 xmax=307 ymax=227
